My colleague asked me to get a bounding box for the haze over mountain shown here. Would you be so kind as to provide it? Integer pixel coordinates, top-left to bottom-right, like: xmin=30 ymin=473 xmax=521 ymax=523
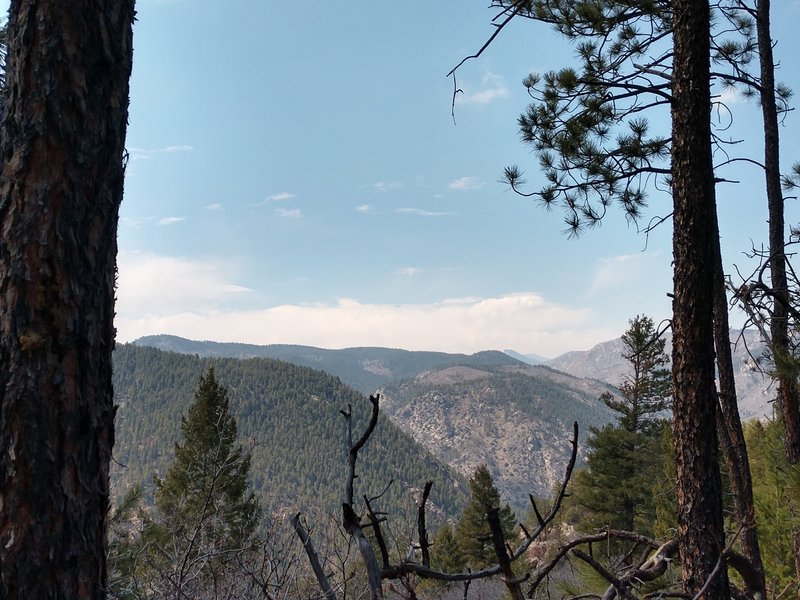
xmin=546 ymin=329 xmax=773 ymax=420
xmin=131 ymin=336 xmax=617 ymax=508
xmin=112 ymin=344 xmax=467 ymax=520
xmin=134 ymin=334 xmax=519 ymax=396
xmin=128 ymin=332 xmax=775 ymax=511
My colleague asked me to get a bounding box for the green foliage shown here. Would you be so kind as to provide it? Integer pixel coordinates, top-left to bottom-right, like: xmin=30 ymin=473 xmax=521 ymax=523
xmin=107 ymin=485 xmax=147 ymax=600
xmin=568 ymin=316 xmax=672 ymax=535
xmin=604 ymin=315 xmax=671 ymax=434
xmin=453 ymin=465 xmax=516 ymax=568
xmin=745 ymin=418 xmax=800 ymax=592
xmin=154 ymin=367 xmax=260 ymax=551
xmin=430 ymin=521 xmax=464 ymax=574
xmin=651 ymin=424 xmax=677 ymax=539
xmin=500 ymin=0 xmax=673 ymax=234
xmin=494 ymin=0 xmax=791 ymax=237
xmin=573 ymin=421 xmax=667 ymax=534
xmin=111 ymin=344 xmax=467 ymax=520
xmin=135 ymin=334 xmax=519 ymax=396
xmin=110 ymin=370 xmax=263 ymax=597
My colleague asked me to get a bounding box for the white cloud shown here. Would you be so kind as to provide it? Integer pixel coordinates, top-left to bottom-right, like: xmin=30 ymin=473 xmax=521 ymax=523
xmin=448 ymin=176 xmax=483 ymax=191
xmin=395 ymin=207 xmax=454 ymax=217
xmin=115 ymin=264 xmax=617 ymax=357
xmin=266 ymin=192 xmax=296 ymax=202
xmin=205 ymin=203 xmax=222 ymax=210
xmin=274 ymin=208 xmax=302 ymax=219
xmin=396 ymin=267 xmax=422 ymax=276
xmin=713 ymin=85 xmax=745 ymax=106
xmin=157 ymin=216 xmax=186 ymax=226
xmin=355 ymin=204 xmax=374 ymax=213
xmin=158 ymin=145 xmax=194 ymax=153
xmin=116 ymin=252 xmax=253 ymax=318
xmin=128 ymin=145 xmax=193 ymax=161
xmin=590 ymin=252 xmax=663 ymax=292
xmin=372 ymin=181 xmax=402 ymax=192
xmin=455 ymin=71 xmax=509 ymax=105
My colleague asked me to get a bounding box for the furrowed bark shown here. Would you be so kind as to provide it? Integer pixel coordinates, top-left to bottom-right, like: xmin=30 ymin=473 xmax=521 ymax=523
xmin=670 ymin=0 xmax=730 ymax=597
xmin=0 ymin=1 xmax=134 ymax=598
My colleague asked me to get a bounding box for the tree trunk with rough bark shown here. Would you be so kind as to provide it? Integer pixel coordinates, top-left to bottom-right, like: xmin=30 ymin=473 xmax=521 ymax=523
xmin=756 ymin=0 xmax=800 ymax=586
xmin=712 ymin=222 xmax=766 ymax=599
xmin=0 ymin=1 xmax=134 ymax=598
xmin=671 ymin=1 xmax=730 ymax=598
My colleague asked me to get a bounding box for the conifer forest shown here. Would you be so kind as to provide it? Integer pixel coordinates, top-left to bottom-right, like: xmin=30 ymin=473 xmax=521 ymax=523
xmin=1 ymin=1 xmax=799 ymax=599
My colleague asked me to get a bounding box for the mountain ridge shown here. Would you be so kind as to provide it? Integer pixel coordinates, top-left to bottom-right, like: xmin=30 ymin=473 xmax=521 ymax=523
xmin=129 ymin=333 xmax=775 ymax=509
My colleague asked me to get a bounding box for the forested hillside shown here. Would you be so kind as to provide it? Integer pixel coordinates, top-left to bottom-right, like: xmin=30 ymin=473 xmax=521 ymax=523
xmin=111 ymin=344 xmax=467 ymax=520
xmin=134 ymin=334 xmax=520 ymax=395
xmin=132 ymin=336 xmax=618 ymax=508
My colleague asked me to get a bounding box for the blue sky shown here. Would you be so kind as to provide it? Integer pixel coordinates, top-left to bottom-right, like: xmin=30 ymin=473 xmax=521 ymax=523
xmin=23 ymin=1 xmax=800 ymax=357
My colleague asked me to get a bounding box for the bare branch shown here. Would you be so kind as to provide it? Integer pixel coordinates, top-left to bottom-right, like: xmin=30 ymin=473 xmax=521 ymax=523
xmin=488 ymin=507 xmax=527 ymax=600
xmin=290 ymin=513 xmax=337 ymax=600
xmin=417 ymin=480 xmax=433 ymax=568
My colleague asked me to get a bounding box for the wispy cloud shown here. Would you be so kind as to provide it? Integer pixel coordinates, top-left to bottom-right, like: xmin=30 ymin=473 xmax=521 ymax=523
xmin=115 ymin=287 xmax=617 ymax=357
xmin=455 ymin=71 xmax=509 ymax=105
xmin=590 ymin=252 xmax=664 ymax=293
xmin=205 ymin=203 xmax=222 ymax=210
xmin=373 ymin=181 xmax=403 ymax=192
xmin=266 ymin=192 xmax=296 ymax=202
xmin=396 ymin=267 xmax=422 ymax=276
xmin=158 ymin=145 xmax=194 ymax=153
xmin=274 ymin=208 xmax=302 ymax=219
xmin=448 ymin=176 xmax=483 ymax=191
xmin=128 ymin=145 xmax=194 ymax=161
xmin=395 ymin=207 xmax=454 ymax=217
xmin=355 ymin=204 xmax=375 ymax=213
xmin=157 ymin=216 xmax=186 ymax=226
xmin=713 ymin=84 xmax=747 ymax=106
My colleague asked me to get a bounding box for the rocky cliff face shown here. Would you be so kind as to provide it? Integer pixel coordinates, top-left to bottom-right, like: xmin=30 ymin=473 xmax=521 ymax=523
xmin=545 ymin=329 xmax=773 ymax=420
xmin=379 ymin=365 xmax=615 ymax=510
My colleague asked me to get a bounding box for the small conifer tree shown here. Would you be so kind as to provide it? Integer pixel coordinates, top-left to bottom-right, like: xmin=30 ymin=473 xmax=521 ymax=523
xmin=454 ymin=465 xmax=516 ymax=568
xmin=152 ymin=367 xmax=260 ymax=593
xmin=572 ymin=315 xmax=672 ymax=534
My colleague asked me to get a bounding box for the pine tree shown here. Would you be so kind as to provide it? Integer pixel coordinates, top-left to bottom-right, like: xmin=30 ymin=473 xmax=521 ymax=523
xmin=603 ymin=315 xmax=671 ymax=434
xmin=745 ymin=419 xmax=800 ymax=592
xmin=454 ymin=465 xmax=516 ymax=568
xmin=151 ymin=367 xmax=260 ymax=595
xmin=430 ymin=522 xmax=464 ymax=574
xmin=572 ymin=315 xmax=671 ymax=534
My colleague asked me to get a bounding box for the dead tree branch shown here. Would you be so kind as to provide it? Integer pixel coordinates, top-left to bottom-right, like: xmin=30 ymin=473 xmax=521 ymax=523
xmin=290 ymin=513 xmax=337 ymax=600
xmin=416 ymin=480 xmax=433 ymax=568
xmin=340 ymin=394 xmax=383 ymax=599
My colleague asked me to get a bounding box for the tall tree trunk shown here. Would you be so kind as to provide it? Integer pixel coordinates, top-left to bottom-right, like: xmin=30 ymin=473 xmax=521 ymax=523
xmin=712 ymin=226 xmax=766 ymax=599
xmin=671 ymin=1 xmax=730 ymax=598
xmin=0 ymin=1 xmax=134 ymax=598
xmin=756 ymin=0 xmax=800 ymax=586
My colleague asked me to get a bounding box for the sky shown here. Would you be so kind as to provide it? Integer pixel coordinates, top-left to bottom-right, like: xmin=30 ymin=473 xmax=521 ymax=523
xmin=21 ymin=1 xmax=800 ymax=357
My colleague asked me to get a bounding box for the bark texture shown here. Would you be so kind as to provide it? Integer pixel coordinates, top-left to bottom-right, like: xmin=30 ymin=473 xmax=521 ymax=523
xmin=756 ymin=0 xmax=800 ymax=586
xmin=670 ymin=1 xmax=729 ymax=598
xmin=0 ymin=1 xmax=134 ymax=598
xmin=712 ymin=219 xmax=766 ymax=599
